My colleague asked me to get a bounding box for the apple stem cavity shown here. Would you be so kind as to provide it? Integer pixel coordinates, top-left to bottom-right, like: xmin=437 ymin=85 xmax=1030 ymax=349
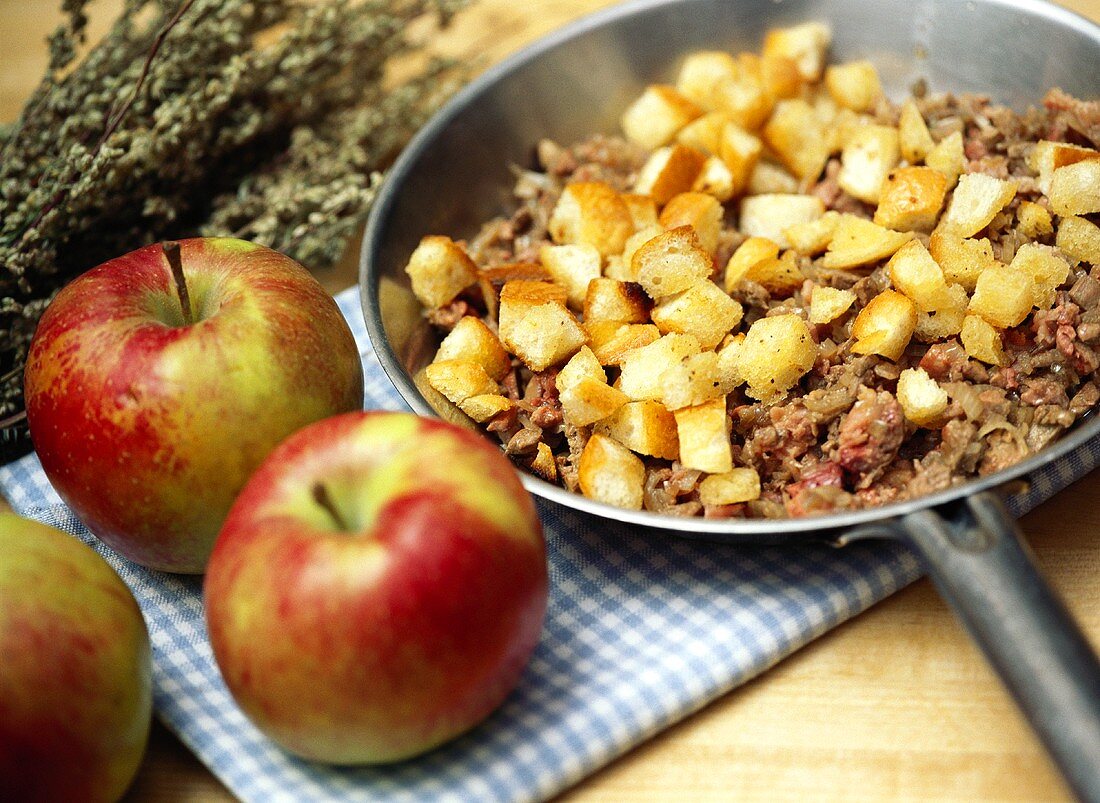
xmin=162 ymin=241 xmax=192 ymax=325
xmin=312 ymin=482 xmax=350 ymax=531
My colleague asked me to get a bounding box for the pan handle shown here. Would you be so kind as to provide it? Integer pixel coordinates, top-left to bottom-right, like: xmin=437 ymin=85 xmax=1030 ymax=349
xmin=864 ymin=490 xmax=1100 ymax=801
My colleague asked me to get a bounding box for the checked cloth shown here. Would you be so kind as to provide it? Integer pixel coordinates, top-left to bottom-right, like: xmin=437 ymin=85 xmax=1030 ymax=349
xmin=2 ymin=286 xmax=1097 ymax=802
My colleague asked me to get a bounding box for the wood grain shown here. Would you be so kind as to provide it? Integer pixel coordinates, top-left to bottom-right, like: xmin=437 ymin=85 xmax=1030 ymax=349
xmin=1 ymin=1 xmax=1098 ymax=800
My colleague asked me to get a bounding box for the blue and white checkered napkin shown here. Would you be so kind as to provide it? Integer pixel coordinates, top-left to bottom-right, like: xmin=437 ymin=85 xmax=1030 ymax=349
xmin=2 ymin=287 xmax=1095 ymax=802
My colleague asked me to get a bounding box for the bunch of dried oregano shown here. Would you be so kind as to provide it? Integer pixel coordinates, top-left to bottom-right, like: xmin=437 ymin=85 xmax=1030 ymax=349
xmin=0 ymin=0 xmax=468 ymax=456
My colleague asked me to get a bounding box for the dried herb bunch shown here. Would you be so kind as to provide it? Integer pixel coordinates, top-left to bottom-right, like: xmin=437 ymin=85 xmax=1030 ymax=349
xmin=0 ymin=0 xmax=468 ymax=454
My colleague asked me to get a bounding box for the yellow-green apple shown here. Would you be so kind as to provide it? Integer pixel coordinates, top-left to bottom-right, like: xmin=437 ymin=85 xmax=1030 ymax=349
xmin=204 ymin=411 xmax=548 ymax=764
xmin=0 ymin=513 xmax=152 ymax=802
xmin=23 ymin=237 xmax=364 ymax=573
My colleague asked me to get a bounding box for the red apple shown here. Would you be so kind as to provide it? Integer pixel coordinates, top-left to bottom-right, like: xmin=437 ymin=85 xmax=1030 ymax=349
xmin=24 ymin=237 xmax=365 ymax=573
xmin=204 ymin=411 xmax=548 ymax=764
xmin=0 ymin=512 xmax=152 ymax=802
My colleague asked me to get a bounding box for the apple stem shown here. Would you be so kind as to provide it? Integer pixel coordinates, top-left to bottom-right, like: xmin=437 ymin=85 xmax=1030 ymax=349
xmin=162 ymin=241 xmax=192 ymax=325
xmin=312 ymin=482 xmax=350 ymax=531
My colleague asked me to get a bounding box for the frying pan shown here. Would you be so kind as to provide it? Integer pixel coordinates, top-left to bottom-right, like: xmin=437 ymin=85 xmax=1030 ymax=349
xmin=359 ymin=0 xmax=1100 ymax=797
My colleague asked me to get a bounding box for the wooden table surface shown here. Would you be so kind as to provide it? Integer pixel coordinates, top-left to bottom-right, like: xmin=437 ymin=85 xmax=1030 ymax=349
xmin=3 ymin=1 xmax=1099 ymax=800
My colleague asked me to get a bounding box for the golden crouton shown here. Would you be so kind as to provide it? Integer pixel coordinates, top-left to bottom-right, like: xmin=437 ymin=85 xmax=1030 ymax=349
xmin=1009 ymin=243 xmax=1070 ymax=310
xmin=764 ymin=99 xmax=830 ymax=180
xmin=548 ymin=181 xmax=635 ymax=257
xmin=675 ymin=50 xmax=740 ymax=110
xmin=744 ymin=250 xmax=804 ymax=295
xmin=851 ymin=289 xmax=917 ymax=361
xmin=824 ymin=60 xmax=882 ymax=113
xmin=724 ymin=236 xmax=780 ymax=290
xmin=620 ymin=224 xmax=666 ymax=279
xmin=660 ymin=192 xmax=724 ymax=255
xmin=969 ymin=264 xmax=1034 ymax=328
xmin=739 ymin=193 xmax=826 ymax=248
xmin=717 ymin=122 xmax=764 ymax=197
xmin=586 ymin=322 xmax=661 ymax=365
xmin=886 ymin=240 xmax=953 ymax=312
xmin=539 ymin=243 xmax=602 ymax=310
xmin=837 ymin=124 xmax=900 ymax=204
xmin=1048 ymin=160 xmax=1100 ymax=216
xmin=1016 ymin=200 xmax=1054 ymax=239
xmin=784 ymin=210 xmax=841 ymax=256
xmin=556 ymin=346 xmax=606 ymax=391
xmin=594 ymin=400 xmax=680 ymax=460
xmin=760 ymin=53 xmax=803 ymax=100
xmin=898 ymin=99 xmax=935 ymax=164
xmin=822 ymin=214 xmax=914 ymax=269
xmin=673 ymin=396 xmax=733 ymax=474
xmin=617 ymin=332 xmax=700 ymax=403
xmin=699 ymin=467 xmax=761 ymax=505
xmin=937 ymin=173 xmax=1019 ymax=238
xmin=676 ymin=111 xmax=730 ymax=154
xmin=621 ymin=193 xmax=660 ymax=230
xmin=809 ymin=285 xmax=857 ymax=324
xmin=746 ymin=159 xmax=800 ymax=195
xmin=404 ymin=235 xmax=478 ymax=309
xmin=928 ymin=230 xmax=999 ymax=291
xmin=497 ymin=281 xmax=587 ymax=371
xmin=651 ymin=280 xmax=744 ymax=348
xmin=621 ymin=84 xmax=702 ymax=149
xmin=560 ymin=377 xmax=629 ymax=427
xmin=914 ymin=284 xmax=968 ymax=342
xmin=692 ymin=155 xmax=737 ymax=202
xmin=737 ymin=314 xmax=817 ymax=401
xmin=458 ymin=394 xmax=516 ymax=424
xmin=632 ymin=226 xmax=714 ymax=298
xmin=634 ymin=144 xmax=709 ymax=205
xmin=529 ymin=442 xmax=558 ymax=483
xmin=434 ymin=316 xmax=512 ymax=381
xmin=578 ymin=433 xmax=646 ymax=510
xmin=762 ymin=22 xmax=831 ymax=81
xmin=663 ymin=350 xmax=723 ymax=411
xmin=1027 ymin=140 xmax=1100 ymax=195
xmin=1056 ymin=215 xmax=1100 ymax=266
xmin=924 ymin=131 xmax=965 ymax=189
xmin=584 ymin=278 xmax=651 ymax=324
xmin=896 ymin=367 xmax=949 ymax=427
xmin=710 ymin=72 xmax=772 ymax=131
xmin=960 ymin=314 xmax=1006 ymax=366
xmin=425 ymin=359 xmax=499 ymax=406
xmin=715 ymin=333 xmax=745 ymax=392
xmin=873 ymin=166 xmax=948 ymax=232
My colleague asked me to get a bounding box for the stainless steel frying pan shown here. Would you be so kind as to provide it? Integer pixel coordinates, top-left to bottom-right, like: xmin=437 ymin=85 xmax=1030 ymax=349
xmin=359 ymin=0 xmax=1100 ymax=797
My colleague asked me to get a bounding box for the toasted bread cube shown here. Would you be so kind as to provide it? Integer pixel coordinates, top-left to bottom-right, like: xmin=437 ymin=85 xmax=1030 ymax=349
xmin=784 ymin=210 xmax=841 ymax=256
xmin=621 ymin=84 xmax=702 ymax=149
xmin=837 ymin=124 xmax=900 ymax=204
xmin=560 ymin=377 xmax=629 ymax=426
xmin=873 ymin=166 xmax=948 ymax=232
xmin=887 ymin=240 xmax=953 ymax=312
xmin=968 ymin=265 xmax=1034 ymax=328
xmin=745 ymin=250 xmax=804 ymax=295
xmin=584 ymin=278 xmax=651 ymax=324
xmin=529 ymin=442 xmax=558 ymax=483
xmin=1009 ymin=243 xmax=1070 ymax=310
xmin=578 ymin=433 xmax=646 ymax=510
xmin=404 ymin=235 xmax=478 ymax=309
xmin=651 ymin=280 xmax=744 ymax=349
xmin=660 ymin=192 xmax=724 ymax=255
xmin=1016 ymin=200 xmax=1054 ymax=239
xmin=764 ymin=99 xmax=830 ymax=180
xmin=618 ymin=332 xmax=700 ymax=402
xmin=724 ymin=236 xmax=780 ymax=291
xmin=717 ymin=122 xmax=764 ymax=197
xmin=586 ymin=322 xmax=661 ymax=365
xmin=673 ymin=397 xmax=733 ymax=474
xmin=699 ymin=467 xmax=761 ymax=505
xmin=548 ymin=181 xmax=634 ymax=258
xmin=663 ymin=350 xmax=722 ymax=411
xmin=710 ymin=73 xmax=772 ymax=131
xmin=458 ymin=393 xmax=515 ymax=424
xmin=914 ymin=283 xmax=968 ymax=342
xmin=539 ymin=243 xmax=601 ymax=309
xmin=692 ymin=155 xmax=737 ymax=202
xmin=809 ymin=285 xmax=857 ymax=324
xmin=925 ymin=131 xmax=965 ymax=189
xmin=715 ymin=333 xmax=745 ymax=393
xmin=632 ymin=225 xmax=713 ymax=298
xmin=1028 ymin=140 xmax=1100 ymax=195
xmin=676 ymin=111 xmax=730 ymax=154
xmin=620 ymin=224 xmax=666 ymax=279
xmin=621 ymin=193 xmax=660 ymax=229
xmin=739 ymin=193 xmax=826 ymax=249
xmin=938 ymin=173 xmax=1019 ymax=238
xmin=738 ymin=314 xmax=817 ymax=401
xmin=594 ymin=400 xmax=679 ymax=460
xmin=762 ymin=22 xmax=831 ymax=81
xmin=425 ymin=359 xmax=499 ymax=406
xmin=824 ymin=60 xmax=882 ymax=113
xmin=1057 ymin=215 xmax=1100 ymax=266
xmin=634 ymin=144 xmax=708 ymax=205
xmin=1049 ymin=160 xmax=1100 ymax=216
xmin=746 ymin=160 xmax=800 ymax=195
xmin=928 ymin=230 xmax=999 ymax=291
xmin=851 ymin=290 xmax=917 ymax=361
xmin=676 ymin=50 xmax=740 ymax=110
xmin=760 ymin=53 xmax=802 ymax=100
xmin=897 ymin=367 xmax=949 ymax=426
xmin=822 ymin=214 xmax=914 ymax=269
xmin=498 ymin=281 xmax=587 ymax=371
xmin=556 ymin=345 xmax=606 ymax=392
xmin=960 ymin=314 xmax=1006 ymax=366
xmin=434 ymin=316 xmax=512 ymax=380
xmin=898 ymin=100 xmax=935 ymax=164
